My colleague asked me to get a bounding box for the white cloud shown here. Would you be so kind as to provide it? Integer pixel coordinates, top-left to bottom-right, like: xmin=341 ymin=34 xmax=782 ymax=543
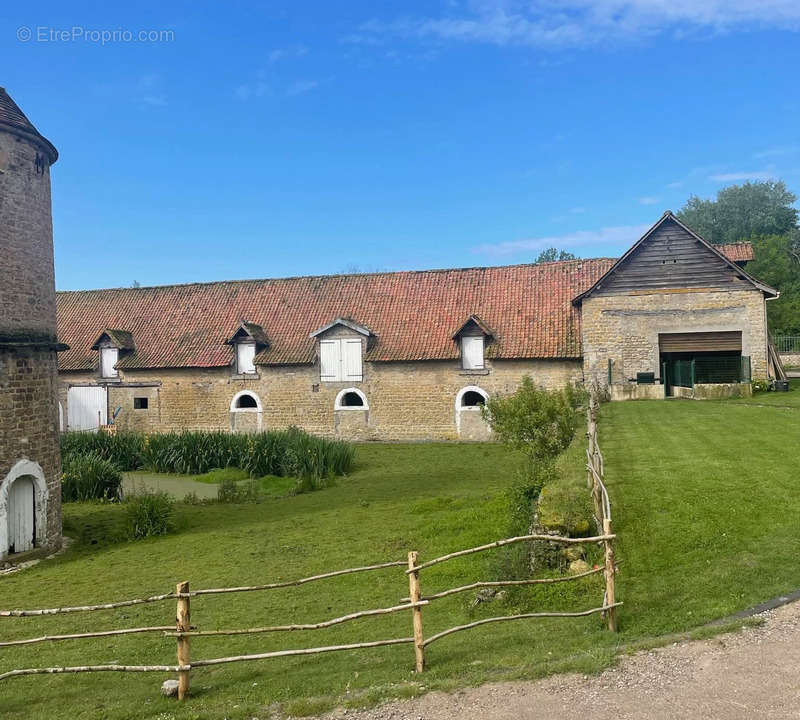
xmin=354 ymin=1 xmax=800 ymax=49
xmin=708 ymin=170 xmax=775 ymax=182
xmin=475 ymin=223 xmax=650 ymax=256
xmin=753 ymin=145 xmax=799 ymax=159
xmin=638 ymin=195 xmax=660 ymax=205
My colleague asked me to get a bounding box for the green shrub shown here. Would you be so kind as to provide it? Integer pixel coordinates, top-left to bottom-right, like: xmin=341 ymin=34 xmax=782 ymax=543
xmin=61 ymin=428 xmax=354 ymax=493
xmin=537 ymin=478 xmax=593 ymax=537
xmin=217 ymin=476 xmax=241 ymax=503
xmin=61 ymin=431 xmax=146 ymax=469
xmin=142 ymin=431 xmax=249 ymax=474
xmin=482 ymin=378 xmax=585 ymax=461
xmin=217 ymin=477 xmax=264 ymax=503
xmin=752 ymin=378 xmax=772 ymax=393
xmin=243 ymin=427 xmax=355 ymax=480
xmin=61 ymin=453 xmax=123 ymax=502
xmin=124 ymin=490 xmax=174 ymax=539
xmin=507 ymin=459 xmax=556 ymax=535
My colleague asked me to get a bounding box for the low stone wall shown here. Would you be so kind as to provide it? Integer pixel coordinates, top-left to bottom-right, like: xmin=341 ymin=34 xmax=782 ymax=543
xmin=670 ymin=383 xmax=752 ymax=399
xmin=692 ymin=382 xmax=752 ymax=399
xmin=672 ymin=386 xmax=693 ymax=399
xmin=779 ymin=352 xmax=800 ymax=368
xmin=610 ymin=383 xmax=665 ymax=401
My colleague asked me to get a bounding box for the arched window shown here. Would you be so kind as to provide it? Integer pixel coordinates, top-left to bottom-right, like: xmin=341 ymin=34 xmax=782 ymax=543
xmin=230 ymin=390 xmax=262 ymax=412
xmin=461 ymin=390 xmax=486 ymax=407
xmin=334 ymin=387 xmax=369 ymax=410
xmin=456 ymin=386 xmax=489 ymax=409
xmin=236 ymin=393 xmax=258 ymax=409
xmin=455 ymin=386 xmax=491 ymax=438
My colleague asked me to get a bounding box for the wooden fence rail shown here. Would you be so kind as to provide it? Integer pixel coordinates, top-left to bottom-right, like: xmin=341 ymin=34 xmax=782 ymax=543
xmin=1 ymin=392 xmax=620 ymax=698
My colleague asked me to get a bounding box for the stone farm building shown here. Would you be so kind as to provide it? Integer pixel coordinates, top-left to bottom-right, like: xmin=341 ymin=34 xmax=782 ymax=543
xmin=56 ymin=212 xmax=777 ymax=441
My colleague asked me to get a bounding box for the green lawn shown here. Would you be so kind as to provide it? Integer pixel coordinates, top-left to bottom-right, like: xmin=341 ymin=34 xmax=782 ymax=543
xmin=727 ymin=378 xmax=800 ymax=407
xmin=2 ymin=400 xmax=800 ymax=719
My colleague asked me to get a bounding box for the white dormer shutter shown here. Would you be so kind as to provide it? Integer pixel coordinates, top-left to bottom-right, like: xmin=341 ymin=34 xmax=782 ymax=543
xmin=320 ymin=340 xmax=339 ymax=381
xmin=342 ymin=339 xmax=363 ymax=381
xmin=461 ymin=336 xmax=484 ymax=370
xmin=100 ymin=347 xmax=119 ymax=377
xmin=236 ymin=342 xmax=256 ymax=374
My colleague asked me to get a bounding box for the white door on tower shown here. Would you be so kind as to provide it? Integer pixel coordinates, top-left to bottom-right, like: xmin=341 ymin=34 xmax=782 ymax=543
xmin=8 ymin=476 xmax=35 ymax=554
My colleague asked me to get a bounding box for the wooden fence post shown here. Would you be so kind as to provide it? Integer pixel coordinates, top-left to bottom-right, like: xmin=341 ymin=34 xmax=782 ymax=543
xmin=602 ymin=520 xmax=617 ymax=632
xmin=176 ymin=581 xmax=191 ymax=699
xmin=407 ymin=551 xmax=425 ymax=672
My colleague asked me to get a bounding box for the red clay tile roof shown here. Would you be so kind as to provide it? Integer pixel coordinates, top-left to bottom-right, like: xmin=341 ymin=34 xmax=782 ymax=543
xmin=56 ymin=243 xmax=754 ymax=372
xmin=715 ymin=242 xmax=754 ymax=262
xmin=56 ymin=259 xmax=617 ymax=370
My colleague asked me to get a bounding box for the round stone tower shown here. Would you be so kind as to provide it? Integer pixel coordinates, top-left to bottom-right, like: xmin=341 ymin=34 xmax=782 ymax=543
xmin=0 ymin=87 xmax=62 ymax=561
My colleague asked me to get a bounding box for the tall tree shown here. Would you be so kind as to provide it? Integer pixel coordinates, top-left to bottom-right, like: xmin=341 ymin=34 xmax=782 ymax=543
xmin=534 ymin=247 xmax=577 ymax=264
xmin=747 ymin=233 xmax=800 ymax=335
xmin=678 ymin=180 xmax=800 ymax=335
xmin=677 ymin=181 xmax=798 ymax=244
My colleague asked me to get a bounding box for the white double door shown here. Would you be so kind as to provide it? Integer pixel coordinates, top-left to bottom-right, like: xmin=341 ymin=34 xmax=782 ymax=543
xmin=67 ymin=386 xmax=108 ymax=431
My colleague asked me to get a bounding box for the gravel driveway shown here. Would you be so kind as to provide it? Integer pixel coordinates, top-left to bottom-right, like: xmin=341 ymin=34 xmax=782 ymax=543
xmin=319 ymin=599 xmax=800 ymax=720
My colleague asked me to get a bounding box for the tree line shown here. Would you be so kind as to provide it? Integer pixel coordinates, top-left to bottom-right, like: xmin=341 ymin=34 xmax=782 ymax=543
xmin=535 ymin=180 xmax=800 ymax=335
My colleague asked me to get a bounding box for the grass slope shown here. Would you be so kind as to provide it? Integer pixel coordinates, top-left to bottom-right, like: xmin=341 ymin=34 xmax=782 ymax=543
xmin=2 ymin=400 xmax=800 ymax=718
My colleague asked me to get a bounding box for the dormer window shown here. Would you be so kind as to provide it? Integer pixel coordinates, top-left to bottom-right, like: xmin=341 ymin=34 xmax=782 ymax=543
xmin=236 ymin=341 xmax=256 ymax=375
xmin=310 ymin=317 xmax=373 ymax=383
xmin=320 ymin=338 xmax=363 ymax=381
xmin=91 ymin=329 xmax=135 ymax=379
xmin=453 ymin=315 xmax=493 ymax=371
xmin=100 ymin=346 xmax=119 ymax=378
xmin=225 ymin=321 xmax=269 ymax=376
xmin=461 ymin=336 xmax=484 ymax=370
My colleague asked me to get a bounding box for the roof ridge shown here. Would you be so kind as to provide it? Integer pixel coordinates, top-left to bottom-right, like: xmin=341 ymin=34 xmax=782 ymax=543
xmin=56 ymin=257 xmax=619 ymax=294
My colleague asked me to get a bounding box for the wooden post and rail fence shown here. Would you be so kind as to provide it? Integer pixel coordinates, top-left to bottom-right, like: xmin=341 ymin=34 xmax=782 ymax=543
xmin=0 ymin=394 xmax=619 ymax=697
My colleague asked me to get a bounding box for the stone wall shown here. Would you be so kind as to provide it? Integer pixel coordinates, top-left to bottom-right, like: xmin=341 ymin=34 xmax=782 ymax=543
xmin=581 ymin=289 xmax=769 ymax=386
xmin=779 ymin=352 xmax=800 ymax=369
xmin=609 ymin=383 xmax=666 ymax=401
xmin=0 ymin=113 xmax=62 ymax=561
xmin=0 ymin=348 xmax=62 ymax=556
xmin=0 ymin=128 xmax=57 ymax=338
xmin=59 ymin=357 xmax=582 ymax=442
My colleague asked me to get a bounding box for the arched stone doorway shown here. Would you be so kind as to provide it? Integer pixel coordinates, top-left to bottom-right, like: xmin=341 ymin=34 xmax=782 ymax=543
xmin=1 ymin=460 xmax=49 ymax=558
xmin=229 ymin=390 xmax=263 ymax=433
xmin=455 ymin=386 xmax=491 ymax=441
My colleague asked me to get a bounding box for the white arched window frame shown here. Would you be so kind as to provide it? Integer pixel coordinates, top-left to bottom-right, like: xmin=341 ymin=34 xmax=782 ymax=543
xmin=0 ymin=459 xmax=49 ymax=558
xmin=455 ymin=385 xmax=489 ymax=432
xmin=230 ymin=390 xmax=263 ymax=413
xmin=334 ymin=387 xmax=369 ymax=410
xmin=229 ymin=390 xmax=263 ymax=432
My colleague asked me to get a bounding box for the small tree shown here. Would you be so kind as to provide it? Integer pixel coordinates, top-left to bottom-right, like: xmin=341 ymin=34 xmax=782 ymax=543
xmin=482 ymin=377 xmax=582 ymax=461
xmin=483 ymin=378 xmax=585 ymax=544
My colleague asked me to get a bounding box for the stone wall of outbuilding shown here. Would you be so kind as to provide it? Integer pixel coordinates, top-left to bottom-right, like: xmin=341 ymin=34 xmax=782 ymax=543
xmin=59 ymin=357 xmax=583 ymax=442
xmin=581 ymin=289 xmax=769 ymax=387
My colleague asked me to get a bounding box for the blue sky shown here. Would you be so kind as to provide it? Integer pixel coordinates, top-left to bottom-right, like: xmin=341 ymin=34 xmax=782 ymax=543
xmin=3 ymin=1 xmax=800 ymax=290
